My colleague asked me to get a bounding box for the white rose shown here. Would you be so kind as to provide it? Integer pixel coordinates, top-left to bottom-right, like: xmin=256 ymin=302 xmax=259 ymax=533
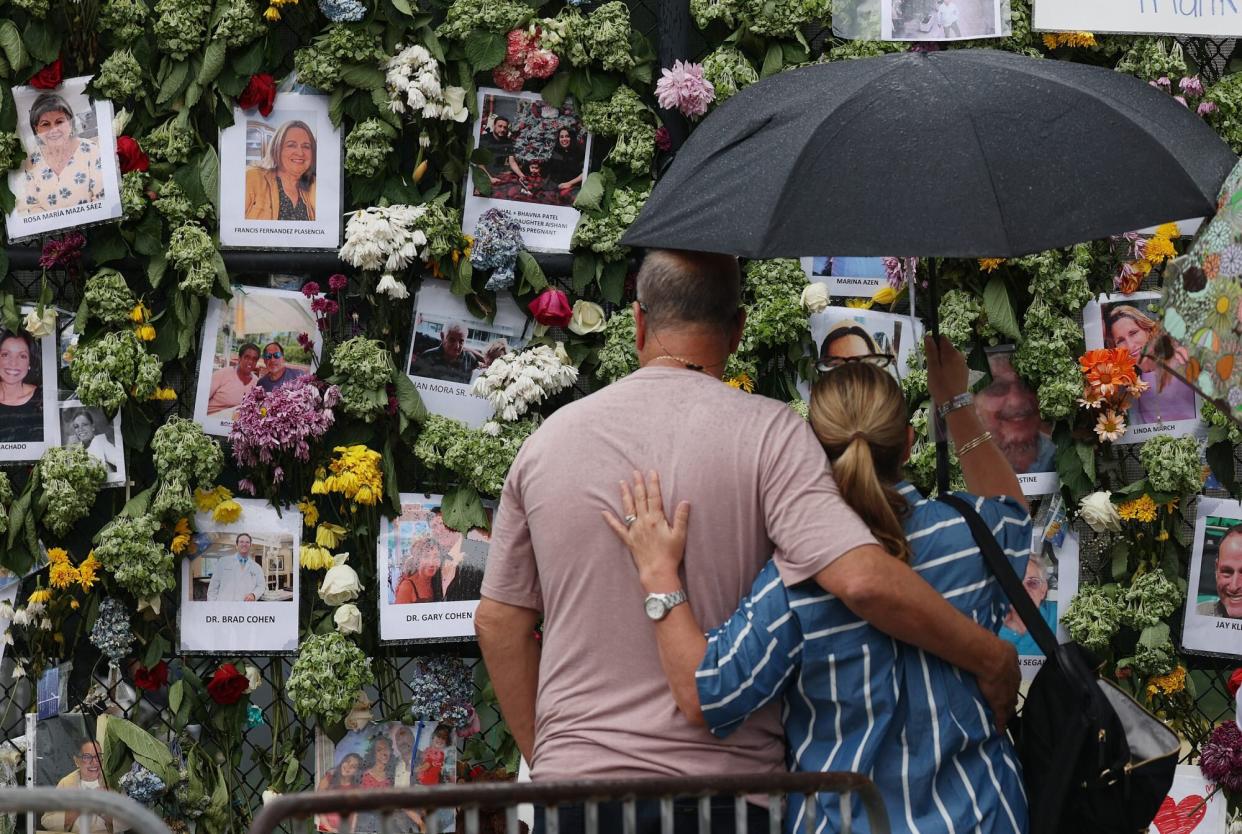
xmin=1078 ymin=491 xmax=1121 ymax=533
xmin=319 ymin=554 xmax=362 ymax=606
xmin=23 ymin=308 xmax=56 ymax=339
xmin=568 ymin=300 xmax=606 ymax=335
xmin=334 ymin=603 xmax=363 ymax=636
xmin=244 ymin=663 xmax=262 ymax=694
xmin=800 ymin=282 xmax=830 ymax=314
xmin=261 ymin=789 xmax=281 ymax=804
xmin=443 ymin=86 xmax=469 ymax=122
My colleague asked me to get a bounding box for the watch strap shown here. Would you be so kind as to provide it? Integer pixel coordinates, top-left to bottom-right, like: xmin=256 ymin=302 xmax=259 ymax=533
xmin=936 ymin=391 xmax=974 ymax=420
xmin=645 ymin=589 xmax=687 ymax=619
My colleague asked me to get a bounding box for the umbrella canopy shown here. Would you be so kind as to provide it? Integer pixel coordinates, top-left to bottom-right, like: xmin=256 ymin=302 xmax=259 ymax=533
xmin=622 ymin=49 xmax=1237 ymax=258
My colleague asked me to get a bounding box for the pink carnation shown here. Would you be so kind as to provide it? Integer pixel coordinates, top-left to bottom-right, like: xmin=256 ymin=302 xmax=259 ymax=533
xmin=492 ymin=63 xmax=526 ymax=92
xmin=524 ymin=49 xmax=559 ymax=80
xmin=655 ymin=60 xmax=715 ymax=120
xmin=506 ymin=29 xmax=539 ymax=65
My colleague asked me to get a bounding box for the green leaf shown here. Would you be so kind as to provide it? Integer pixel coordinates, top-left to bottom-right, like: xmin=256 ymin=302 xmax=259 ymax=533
xmin=1075 ymin=442 xmax=1095 ymax=483
xmin=147 ymin=251 xmax=168 ymax=289
xmin=573 ymin=172 xmax=605 ymax=212
xmin=392 ymin=367 xmax=427 ymax=425
xmin=235 ymin=40 xmax=264 ymax=77
xmin=586 ymin=72 xmax=620 ymax=102
xmin=982 ymin=276 xmax=1021 ymax=340
xmin=440 ymin=485 xmax=490 ymax=533
xmin=571 ymin=253 xmax=597 ymax=294
xmin=599 ymin=259 xmax=626 ymax=304
xmin=1138 ymin=622 xmax=1170 ymax=648
xmin=451 ymin=258 xmax=473 ymax=296
xmin=106 ymin=717 xmax=178 ymax=786
xmin=463 ymin=31 xmax=506 ymax=71
xmin=339 ymin=62 xmax=386 ymax=91
xmin=470 ymin=164 xmax=492 ymax=197
xmin=1206 ymin=438 xmax=1239 ymax=499
xmin=142 ymin=633 xmax=168 ymax=668
xmin=0 ymin=21 xmax=29 ymax=76
xmin=21 ymin=20 xmax=59 ymax=64
xmin=761 ymin=42 xmax=784 ymax=79
xmin=157 ymin=60 xmax=191 ymax=106
xmin=390 ymin=0 xmax=413 ymax=14
xmin=201 ymin=145 xmax=220 ymax=218
xmin=328 ymin=87 xmax=345 ymax=127
xmin=197 ymin=40 xmax=227 ymax=86
xmin=540 ymin=72 xmax=571 ymax=107
xmin=133 ymin=210 xmax=163 ymax=257
xmin=87 ymin=226 xmax=129 ymax=265
xmin=517 ymin=250 xmax=548 ymax=294
xmin=1110 ymin=542 xmax=1129 ymax=582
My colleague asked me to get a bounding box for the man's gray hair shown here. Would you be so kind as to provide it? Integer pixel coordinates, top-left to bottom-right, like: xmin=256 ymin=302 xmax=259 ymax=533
xmin=442 ymin=321 xmax=467 ymax=338
xmin=635 ymin=250 xmax=742 ymax=334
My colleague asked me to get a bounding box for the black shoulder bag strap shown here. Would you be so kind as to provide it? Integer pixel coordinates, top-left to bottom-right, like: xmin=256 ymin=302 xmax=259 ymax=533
xmin=936 ymin=493 xmax=1059 ymax=658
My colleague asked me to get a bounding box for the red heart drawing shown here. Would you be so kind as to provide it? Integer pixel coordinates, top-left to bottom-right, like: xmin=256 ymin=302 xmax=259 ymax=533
xmin=1151 ymin=795 xmax=1207 ymax=834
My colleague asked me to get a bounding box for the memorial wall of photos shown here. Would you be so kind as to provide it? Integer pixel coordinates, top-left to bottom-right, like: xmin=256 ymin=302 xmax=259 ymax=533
xmin=0 ymin=0 xmax=1239 ymax=831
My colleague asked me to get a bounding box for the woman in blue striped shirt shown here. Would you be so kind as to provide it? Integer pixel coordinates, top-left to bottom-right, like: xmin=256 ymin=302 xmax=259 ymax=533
xmin=606 ymin=336 xmax=1032 ymax=834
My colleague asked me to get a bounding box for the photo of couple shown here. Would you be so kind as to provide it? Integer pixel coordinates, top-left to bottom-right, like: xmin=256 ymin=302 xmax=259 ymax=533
xmin=472 ymin=94 xmax=588 ymax=207
xmin=316 ymin=721 xmax=456 ymax=833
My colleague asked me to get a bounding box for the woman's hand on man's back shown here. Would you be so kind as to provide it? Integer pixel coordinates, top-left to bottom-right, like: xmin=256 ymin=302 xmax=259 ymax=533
xmin=603 ymin=470 xmax=691 ymax=593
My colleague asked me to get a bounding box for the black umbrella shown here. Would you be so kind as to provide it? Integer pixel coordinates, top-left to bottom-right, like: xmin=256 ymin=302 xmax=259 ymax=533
xmin=622 ymin=49 xmax=1236 ymax=258
xmin=621 ymin=49 xmax=1237 ymax=491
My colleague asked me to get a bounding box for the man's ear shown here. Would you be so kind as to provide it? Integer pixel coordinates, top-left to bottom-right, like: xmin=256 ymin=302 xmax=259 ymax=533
xmin=727 ymin=308 xmax=747 ymax=355
xmin=633 ymin=300 xmax=646 ymax=351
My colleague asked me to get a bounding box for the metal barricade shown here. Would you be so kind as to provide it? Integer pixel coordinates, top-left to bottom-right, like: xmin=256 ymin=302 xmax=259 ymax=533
xmin=0 ymin=787 xmax=172 ymax=834
xmin=250 ymin=772 xmax=890 ymax=834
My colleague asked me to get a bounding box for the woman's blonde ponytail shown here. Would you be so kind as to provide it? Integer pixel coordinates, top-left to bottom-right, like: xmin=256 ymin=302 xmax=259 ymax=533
xmin=809 ymin=364 xmax=912 ymax=562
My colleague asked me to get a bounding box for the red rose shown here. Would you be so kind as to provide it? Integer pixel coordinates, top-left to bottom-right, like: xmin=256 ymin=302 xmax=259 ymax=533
xmin=116 ymin=136 xmax=149 ymax=174
xmin=238 ymin=73 xmax=277 ymax=118
xmin=29 ymin=59 xmax=63 ymax=90
xmin=206 ymin=663 xmax=249 ymax=705
xmin=133 ymin=660 xmax=169 ymax=692
xmin=528 ymin=289 xmax=573 ymax=328
xmin=1228 ymin=668 xmax=1242 ymax=699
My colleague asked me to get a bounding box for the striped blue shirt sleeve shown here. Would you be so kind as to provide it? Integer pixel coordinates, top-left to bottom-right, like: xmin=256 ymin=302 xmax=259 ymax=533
xmin=951 ymin=492 xmax=1033 ymax=577
xmin=696 ymin=561 xmax=804 ymax=739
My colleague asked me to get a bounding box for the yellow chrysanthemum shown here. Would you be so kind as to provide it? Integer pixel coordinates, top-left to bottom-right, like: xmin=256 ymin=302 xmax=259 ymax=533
xmin=49 ymin=561 xmax=80 ymax=590
xmin=194 ymin=486 xmax=232 ymax=512
xmin=1043 ymin=31 xmax=1096 ymax=48
xmin=1144 ymin=234 xmax=1177 ymax=265
xmin=171 ymin=518 xmax=194 ymax=555
xmin=844 ymin=298 xmax=874 ymax=310
xmin=212 ymin=498 xmax=243 ymax=524
xmin=47 ymin=547 xmax=69 ymax=565
xmin=298 ymin=499 xmax=319 ymax=528
xmin=871 ymin=287 xmax=898 ymax=306
xmin=1118 ymin=494 xmax=1158 ymax=523
xmin=323 ymin=446 xmax=384 ymax=505
xmin=726 ymin=373 xmax=755 ymax=393
xmin=299 ymin=544 xmax=333 ymax=570
xmin=78 ymin=554 xmax=99 ymax=590
xmin=1155 ymin=222 xmax=1180 ymax=240
xmin=978 ymin=258 xmax=1005 ymax=272
xmin=149 ymin=386 xmax=178 ymax=401
xmin=316 ymin=523 xmax=348 ymax=548
xmin=28 ymin=589 xmax=52 ymax=605
xmin=1145 ymin=665 xmax=1186 ymax=697
xmin=263 ymin=5 xmax=281 ymax=19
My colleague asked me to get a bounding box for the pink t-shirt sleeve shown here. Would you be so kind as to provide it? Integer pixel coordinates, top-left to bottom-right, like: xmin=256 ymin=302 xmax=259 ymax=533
xmin=481 ymin=452 xmax=544 ymax=611
xmin=760 ymin=411 xmax=879 ymax=585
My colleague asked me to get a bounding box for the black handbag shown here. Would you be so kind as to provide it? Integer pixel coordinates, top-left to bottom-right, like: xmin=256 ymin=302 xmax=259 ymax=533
xmin=937 ymin=493 xmax=1180 ymax=834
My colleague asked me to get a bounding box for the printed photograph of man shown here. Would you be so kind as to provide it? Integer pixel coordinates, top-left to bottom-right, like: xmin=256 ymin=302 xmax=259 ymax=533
xmin=256 ymin=340 xmax=306 ymax=393
xmin=1198 ymin=524 xmax=1242 ymax=619
xmin=476 ymin=115 xmax=517 ymax=185
xmin=409 ymin=322 xmax=478 ymax=384
xmin=885 ymin=0 xmax=999 ymax=39
xmin=40 ymin=738 xmax=129 ymax=834
xmin=208 ymin=342 xmax=260 ymax=415
xmin=207 ymin=533 xmax=266 ymax=602
xmin=998 ymin=544 xmax=1058 ymax=657
xmin=977 ymin=348 xmax=1055 ymax=475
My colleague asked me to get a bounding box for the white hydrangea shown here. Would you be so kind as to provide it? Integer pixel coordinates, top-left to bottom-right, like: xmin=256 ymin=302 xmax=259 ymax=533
xmin=339 ymin=204 xmax=429 ymax=280
xmin=386 ymin=44 xmax=469 ymax=122
xmin=472 ymin=345 xmax=578 ymax=423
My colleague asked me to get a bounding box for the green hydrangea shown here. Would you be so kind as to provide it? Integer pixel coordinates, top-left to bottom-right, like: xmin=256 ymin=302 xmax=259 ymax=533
xmin=596 ymin=307 xmax=638 ymax=384
xmin=788 ymin=399 xmax=810 ymax=420
xmin=145 ymin=119 xmax=195 ymax=164
xmin=1205 ymin=72 xmax=1242 ymax=154
xmin=702 ymin=46 xmax=759 ymax=103
xmin=96 ymin=514 xmax=174 ymax=599
xmin=330 ymin=337 xmax=395 ymax=420
xmin=94 ymin=50 xmax=145 ymax=101
xmin=71 ymin=331 xmax=163 ymax=412
xmin=905 ymin=434 xmax=965 ymax=495
xmin=293 ymin=24 xmax=386 ymax=90
xmin=155 ymin=180 xmax=211 ymax=226
xmin=100 ymin=0 xmax=149 ymax=41
xmin=937 ymin=289 xmax=982 ymax=350
xmin=574 ymin=2 xmax=635 ymax=72
xmin=825 ymin=39 xmax=909 ymax=61
xmin=1139 ymin=435 xmax=1203 ymax=496
xmin=1061 ymin=584 xmax=1123 ymax=653
xmin=152 ymin=476 xmax=194 ymax=520
xmin=83 ymin=269 xmax=138 ymax=328
xmin=344 ymin=118 xmax=396 ymax=178
xmin=691 ymin=0 xmax=829 ymax=37
xmin=10 ymin=0 xmax=49 ymax=17
xmin=153 ymin=0 xmax=211 ymax=60
xmin=901 ymin=343 xmax=929 ymax=403
xmin=414 ymin=414 xmax=535 ymax=496
xmin=121 ymin=171 xmax=148 ymax=219
xmin=214 ymin=0 xmax=264 ymax=48
xmin=288 ymin=632 xmax=375 ymax=725
xmin=1018 ymin=246 xmax=1094 ymax=313
xmin=168 ymin=224 xmax=216 ymax=296
xmin=38 ymin=446 xmax=108 ymax=538
xmin=1113 ymin=38 xmax=1186 ymax=82
xmin=152 ymin=416 xmax=224 ymax=486
xmin=739 ymin=259 xmax=809 ymax=353
xmin=1202 ymin=400 xmax=1242 ymax=444
xmin=437 ymin=0 xmax=531 ymax=38
xmin=0 ymin=133 xmax=25 ymax=171
xmin=418 ymin=202 xmax=466 ymax=260
xmin=1032 ymin=352 xmax=1081 ymax=422
xmin=0 ymin=472 xmax=14 ymax=536
xmin=1122 ymin=639 xmax=1177 ymax=677
xmin=581 ymin=86 xmax=654 ymax=173
xmin=1121 ymin=570 xmax=1182 ymax=630
xmin=1013 ymin=302 xmax=1083 ymax=420
xmin=572 ymin=186 xmax=649 ymax=260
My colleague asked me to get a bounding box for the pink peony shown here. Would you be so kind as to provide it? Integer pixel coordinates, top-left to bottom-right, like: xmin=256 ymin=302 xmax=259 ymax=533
xmin=655 ymin=60 xmax=715 ymax=120
xmin=524 ymin=48 xmax=559 ymax=80
xmin=492 ymin=63 xmax=526 ymax=92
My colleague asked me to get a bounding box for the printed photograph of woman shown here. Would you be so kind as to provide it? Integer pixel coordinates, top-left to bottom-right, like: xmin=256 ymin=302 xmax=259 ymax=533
xmin=0 ymin=329 xmax=43 ymax=443
xmin=244 ymin=119 xmax=317 ymax=221
xmin=59 ymin=399 xmax=126 ymax=485
xmin=1103 ymin=302 xmax=1197 ymax=425
xmin=16 ymin=93 xmax=104 ymax=216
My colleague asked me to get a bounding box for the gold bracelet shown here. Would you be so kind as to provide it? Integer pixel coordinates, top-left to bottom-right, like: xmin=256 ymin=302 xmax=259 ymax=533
xmin=955 ymin=431 xmax=993 ymax=457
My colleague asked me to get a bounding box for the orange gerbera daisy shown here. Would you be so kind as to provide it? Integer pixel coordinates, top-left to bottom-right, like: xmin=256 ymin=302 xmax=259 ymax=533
xmin=1080 ymin=348 xmax=1138 ymax=398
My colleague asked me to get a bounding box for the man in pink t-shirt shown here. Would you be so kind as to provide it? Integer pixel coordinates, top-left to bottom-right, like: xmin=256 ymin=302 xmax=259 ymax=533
xmin=477 ymin=250 xmax=1019 ymax=831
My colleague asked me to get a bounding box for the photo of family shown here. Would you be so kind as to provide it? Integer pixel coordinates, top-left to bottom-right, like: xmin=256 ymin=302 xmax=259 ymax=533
xmin=1182 ymin=498 xmax=1242 ymax=658
xmin=1084 ymin=291 xmax=1203 ymax=445
xmin=977 ymin=347 xmax=1058 ymax=496
xmin=58 ymin=397 xmax=125 ymax=487
xmin=378 ymin=494 xmax=491 ymax=643
xmin=35 ymin=714 xmax=131 ymax=834
xmin=801 ymin=256 xmax=891 ymax=298
xmin=881 ymin=0 xmax=1005 ymax=39
xmin=406 ymin=282 xmax=530 ymax=428
xmin=193 ymin=286 xmax=321 ymax=437
xmin=463 ymin=88 xmax=593 ymax=253
xmin=0 ymin=315 xmax=61 ymax=461
xmin=218 ymin=92 xmax=342 ymax=249
xmin=316 ymin=721 xmax=456 ymax=833
xmin=4 ymin=76 xmax=123 ymax=241
xmin=179 ymin=499 xmax=300 ymax=653
xmin=1000 ymin=518 xmax=1078 ymax=680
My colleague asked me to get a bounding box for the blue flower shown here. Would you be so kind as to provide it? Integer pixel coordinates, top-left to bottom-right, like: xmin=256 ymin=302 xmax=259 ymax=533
xmin=318 ymin=0 xmax=367 ymax=21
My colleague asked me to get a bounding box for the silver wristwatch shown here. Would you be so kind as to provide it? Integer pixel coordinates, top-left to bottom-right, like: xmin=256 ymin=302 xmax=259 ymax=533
xmin=644 ymin=590 xmax=688 ymax=621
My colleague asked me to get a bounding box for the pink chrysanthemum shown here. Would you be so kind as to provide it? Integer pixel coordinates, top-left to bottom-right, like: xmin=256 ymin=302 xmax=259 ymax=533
xmin=1198 ymin=100 xmax=1218 ymax=117
xmin=1200 ymin=721 xmax=1242 ymax=793
xmin=655 ymin=60 xmax=715 ymax=120
xmin=1179 ymin=75 xmax=1204 ymax=96
xmin=230 ymin=377 xmax=339 ymax=470
xmin=524 ymin=49 xmax=559 ymax=80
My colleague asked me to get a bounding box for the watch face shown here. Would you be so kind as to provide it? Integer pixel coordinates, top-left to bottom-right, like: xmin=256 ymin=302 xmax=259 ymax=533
xmin=645 ymin=597 xmax=665 ymax=619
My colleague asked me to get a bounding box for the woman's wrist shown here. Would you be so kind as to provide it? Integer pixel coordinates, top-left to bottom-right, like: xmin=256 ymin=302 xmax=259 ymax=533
xmin=638 ymin=568 xmax=683 ymax=594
